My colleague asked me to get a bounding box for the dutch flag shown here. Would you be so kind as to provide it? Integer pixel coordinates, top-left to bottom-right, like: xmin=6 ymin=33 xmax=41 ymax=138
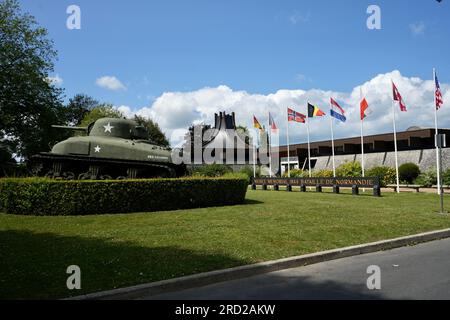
xmin=330 ymin=98 xmax=347 ymax=123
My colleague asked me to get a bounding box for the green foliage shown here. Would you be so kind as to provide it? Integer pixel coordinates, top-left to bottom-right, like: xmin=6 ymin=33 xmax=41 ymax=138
xmin=336 ymin=162 xmax=362 ymax=177
xmin=414 ymin=169 xmax=437 ymax=187
xmin=282 ymin=169 xmax=305 ymax=178
xmin=443 ymin=169 xmax=450 ymax=186
xmin=366 ymin=166 xmax=396 ymax=187
xmin=64 ymin=94 xmax=99 ymax=126
xmin=190 ymin=164 xmax=234 ymax=177
xmin=238 ymin=166 xmax=260 ymax=179
xmin=134 ymin=115 xmax=169 ymax=147
xmin=399 ymin=163 xmax=421 ymax=184
xmin=314 ymin=169 xmax=334 ymax=178
xmin=0 ymin=175 xmax=249 ymax=216
xmin=79 ymin=105 xmax=123 ymax=128
xmin=0 ymin=0 xmax=65 ymax=159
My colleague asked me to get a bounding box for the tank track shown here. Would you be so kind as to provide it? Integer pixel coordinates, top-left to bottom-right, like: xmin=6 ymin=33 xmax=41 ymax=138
xmin=30 ymin=153 xmax=185 ymax=180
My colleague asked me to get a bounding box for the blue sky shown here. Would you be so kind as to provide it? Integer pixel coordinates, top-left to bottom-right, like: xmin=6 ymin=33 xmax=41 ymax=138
xmin=18 ymin=0 xmax=450 ymax=144
xmin=20 ymin=0 xmax=449 ymax=104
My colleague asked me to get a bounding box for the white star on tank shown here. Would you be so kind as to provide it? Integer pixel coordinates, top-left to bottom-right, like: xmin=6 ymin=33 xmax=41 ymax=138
xmin=103 ymin=123 xmax=114 ymax=133
xmin=94 ymin=145 xmax=101 ymax=153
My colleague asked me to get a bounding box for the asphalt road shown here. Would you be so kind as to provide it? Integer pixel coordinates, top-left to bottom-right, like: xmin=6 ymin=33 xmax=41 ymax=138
xmin=144 ymin=238 xmax=450 ymax=300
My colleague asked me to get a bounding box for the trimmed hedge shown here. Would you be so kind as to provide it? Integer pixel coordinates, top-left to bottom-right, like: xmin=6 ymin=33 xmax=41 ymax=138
xmin=0 ymin=174 xmax=249 ymax=216
xmin=399 ymin=163 xmax=420 ymax=184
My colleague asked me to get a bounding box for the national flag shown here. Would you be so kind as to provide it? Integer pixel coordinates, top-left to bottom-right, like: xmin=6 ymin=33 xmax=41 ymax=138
xmin=287 ymin=108 xmax=306 ymax=123
xmin=269 ymin=113 xmax=279 ymax=132
xmin=392 ymin=82 xmax=407 ymax=112
xmin=360 ymin=98 xmax=370 ymax=120
xmin=308 ymin=103 xmax=326 ymax=118
xmin=435 ymin=72 xmax=444 ymax=110
xmin=330 ymin=98 xmax=347 ymax=123
xmin=253 ymin=116 xmax=263 ymax=131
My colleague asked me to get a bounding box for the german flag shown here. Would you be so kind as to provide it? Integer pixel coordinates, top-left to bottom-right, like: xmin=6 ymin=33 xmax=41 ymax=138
xmin=253 ymin=116 xmax=263 ymax=131
xmin=308 ymin=103 xmax=326 ymax=118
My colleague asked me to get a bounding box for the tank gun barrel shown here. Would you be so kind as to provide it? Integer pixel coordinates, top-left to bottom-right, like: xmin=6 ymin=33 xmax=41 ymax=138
xmin=52 ymin=125 xmax=88 ymax=132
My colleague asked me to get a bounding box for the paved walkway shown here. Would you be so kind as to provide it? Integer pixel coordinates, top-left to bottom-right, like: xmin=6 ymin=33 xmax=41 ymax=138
xmin=143 ymin=238 xmax=450 ymax=300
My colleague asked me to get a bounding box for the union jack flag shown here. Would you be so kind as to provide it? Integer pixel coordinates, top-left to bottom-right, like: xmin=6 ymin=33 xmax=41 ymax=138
xmin=287 ymin=108 xmax=306 ymax=123
xmin=435 ymin=72 xmax=444 ymax=110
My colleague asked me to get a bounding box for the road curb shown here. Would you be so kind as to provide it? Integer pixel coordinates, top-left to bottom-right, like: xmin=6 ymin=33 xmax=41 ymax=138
xmin=69 ymin=228 xmax=450 ymax=300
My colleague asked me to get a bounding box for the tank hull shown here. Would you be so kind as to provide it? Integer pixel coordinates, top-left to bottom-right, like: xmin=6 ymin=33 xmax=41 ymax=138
xmin=30 ymin=153 xmax=186 ymax=180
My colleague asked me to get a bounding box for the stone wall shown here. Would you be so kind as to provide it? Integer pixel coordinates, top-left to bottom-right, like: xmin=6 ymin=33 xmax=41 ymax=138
xmin=314 ymin=148 xmax=450 ymax=171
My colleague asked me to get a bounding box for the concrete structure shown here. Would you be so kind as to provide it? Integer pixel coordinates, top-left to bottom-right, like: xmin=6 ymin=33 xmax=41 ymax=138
xmin=279 ymin=127 xmax=450 ymax=174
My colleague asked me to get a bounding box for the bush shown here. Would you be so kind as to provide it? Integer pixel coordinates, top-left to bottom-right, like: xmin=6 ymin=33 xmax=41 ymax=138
xmin=336 ymin=162 xmax=362 ymax=178
xmin=314 ymin=169 xmax=334 ymax=178
xmin=282 ymin=169 xmax=305 ymax=178
xmin=415 ymin=169 xmax=438 ymax=187
xmin=366 ymin=166 xmax=396 ymax=187
xmin=0 ymin=175 xmax=249 ymax=216
xmin=239 ymin=166 xmax=261 ymax=179
xmin=190 ymin=164 xmax=233 ymax=177
xmin=443 ymin=169 xmax=450 ymax=186
xmin=399 ymin=163 xmax=420 ymax=184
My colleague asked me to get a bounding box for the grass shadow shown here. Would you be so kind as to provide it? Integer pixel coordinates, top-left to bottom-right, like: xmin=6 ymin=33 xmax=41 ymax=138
xmin=0 ymin=230 xmax=250 ymax=300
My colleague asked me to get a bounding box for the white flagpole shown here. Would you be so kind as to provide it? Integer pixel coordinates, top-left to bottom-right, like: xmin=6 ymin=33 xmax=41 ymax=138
xmin=287 ymin=110 xmax=291 ymax=178
xmin=268 ymin=114 xmax=273 ymax=178
xmin=360 ymin=88 xmax=366 ymax=179
xmin=330 ymin=100 xmax=336 ymax=178
xmin=391 ymin=82 xmax=400 ymax=194
xmin=307 ymin=111 xmax=312 ymax=178
xmin=253 ymin=128 xmax=257 ymax=179
xmin=434 ymin=68 xmax=441 ymax=195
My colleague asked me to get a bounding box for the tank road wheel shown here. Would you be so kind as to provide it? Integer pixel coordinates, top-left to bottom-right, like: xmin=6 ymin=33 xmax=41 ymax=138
xmin=116 ymin=176 xmax=127 ymax=180
xmin=62 ymin=172 xmax=75 ymax=180
xmin=78 ymin=172 xmax=91 ymax=180
xmin=100 ymin=175 xmax=112 ymax=180
xmin=30 ymin=162 xmax=44 ymax=177
xmin=45 ymin=170 xmax=55 ymax=179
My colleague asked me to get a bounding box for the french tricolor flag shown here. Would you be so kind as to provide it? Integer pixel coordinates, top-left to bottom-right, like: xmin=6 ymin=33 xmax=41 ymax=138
xmin=330 ymin=98 xmax=346 ymax=123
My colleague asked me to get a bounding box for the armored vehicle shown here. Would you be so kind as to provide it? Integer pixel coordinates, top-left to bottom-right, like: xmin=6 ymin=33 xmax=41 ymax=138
xmin=30 ymin=118 xmax=186 ymax=180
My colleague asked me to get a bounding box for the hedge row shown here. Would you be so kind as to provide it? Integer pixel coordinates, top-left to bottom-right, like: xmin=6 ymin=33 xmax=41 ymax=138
xmin=0 ymin=174 xmax=249 ymax=216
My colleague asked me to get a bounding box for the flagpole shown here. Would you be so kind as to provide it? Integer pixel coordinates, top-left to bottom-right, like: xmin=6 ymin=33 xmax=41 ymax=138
xmin=360 ymin=88 xmax=366 ymax=179
xmin=306 ymin=112 xmax=312 ymax=178
xmin=253 ymin=131 xmax=256 ymax=179
xmin=391 ymin=83 xmax=400 ymax=194
xmin=434 ymin=68 xmax=442 ymax=195
xmin=330 ymin=100 xmax=336 ymax=178
xmin=287 ymin=110 xmax=291 ymax=178
xmin=268 ymin=114 xmax=272 ymax=178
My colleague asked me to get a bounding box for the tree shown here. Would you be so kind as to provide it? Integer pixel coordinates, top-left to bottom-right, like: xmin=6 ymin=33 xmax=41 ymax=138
xmin=134 ymin=115 xmax=170 ymax=147
xmin=65 ymin=94 xmax=99 ymax=126
xmin=0 ymin=0 xmax=65 ymax=159
xmin=79 ymin=104 xmax=123 ymax=128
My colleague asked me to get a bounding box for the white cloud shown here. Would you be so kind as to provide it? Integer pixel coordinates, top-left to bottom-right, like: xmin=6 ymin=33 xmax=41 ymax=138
xmin=289 ymin=11 xmax=310 ymax=25
xmin=118 ymin=71 xmax=449 ymax=147
xmin=46 ymin=74 xmax=63 ymax=86
xmin=410 ymin=22 xmax=426 ymax=36
xmin=96 ymin=76 xmax=127 ymax=91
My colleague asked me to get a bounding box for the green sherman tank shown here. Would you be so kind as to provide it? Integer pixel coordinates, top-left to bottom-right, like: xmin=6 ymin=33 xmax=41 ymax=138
xmin=30 ymin=118 xmax=186 ymax=180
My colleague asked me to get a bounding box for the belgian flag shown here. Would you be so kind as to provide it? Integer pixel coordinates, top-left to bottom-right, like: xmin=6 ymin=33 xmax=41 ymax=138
xmin=253 ymin=116 xmax=263 ymax=131
xmin=308 ymin=103 xmax=326 ymax=118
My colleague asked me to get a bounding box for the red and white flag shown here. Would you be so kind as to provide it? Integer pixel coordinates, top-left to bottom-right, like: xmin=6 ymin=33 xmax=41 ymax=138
xmin=360 ymin=98 xmax=370 ymax=121
xmin=392 ymin=82 xmax=407 ymax=112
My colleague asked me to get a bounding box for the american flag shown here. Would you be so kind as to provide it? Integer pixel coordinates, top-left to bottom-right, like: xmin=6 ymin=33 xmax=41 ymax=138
xmin=435 ymin=72 xmax=444 ymax=110
xmin=287 ymin=108 xmax=306 ymax=123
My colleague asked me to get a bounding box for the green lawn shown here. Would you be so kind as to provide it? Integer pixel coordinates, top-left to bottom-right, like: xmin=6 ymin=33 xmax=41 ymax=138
xmin=1 ymin=189 xmax=450 ymax=299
